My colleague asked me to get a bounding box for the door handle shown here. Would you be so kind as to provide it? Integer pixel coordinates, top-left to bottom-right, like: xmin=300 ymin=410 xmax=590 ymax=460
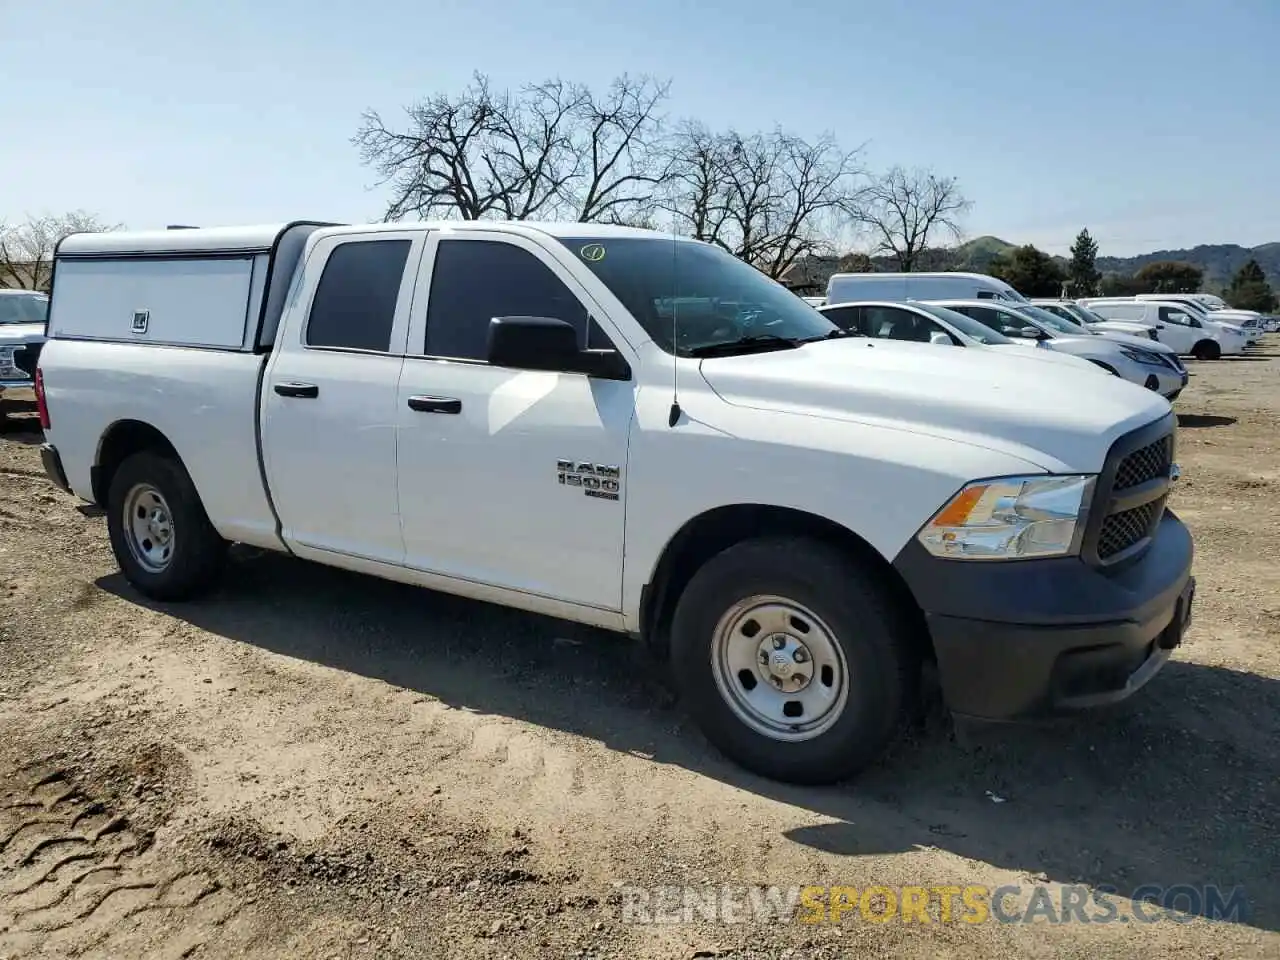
xmin=273 ymin=382 xmax=319 ymax=398
xmin=407 ymin=395 xmax=462 ymax=415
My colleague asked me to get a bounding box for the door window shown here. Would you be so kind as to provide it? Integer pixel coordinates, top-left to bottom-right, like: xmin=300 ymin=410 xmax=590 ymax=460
xmin=1159 ymin=307 xmax=1200 ymax=328
xmin=305 ymin=239 xmax=411 ymax=352
xmin=424 ymin=239 xmax=610 ymax=360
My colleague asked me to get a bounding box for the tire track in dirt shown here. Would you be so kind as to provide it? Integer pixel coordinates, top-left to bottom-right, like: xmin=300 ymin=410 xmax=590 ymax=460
xmin=0 ymin=766 xmax=242 ymax=959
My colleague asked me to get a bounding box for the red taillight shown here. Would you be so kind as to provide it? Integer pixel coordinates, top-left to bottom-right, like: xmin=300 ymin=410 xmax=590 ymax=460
xmin=34 ymin=367 xmax=50 ymax=430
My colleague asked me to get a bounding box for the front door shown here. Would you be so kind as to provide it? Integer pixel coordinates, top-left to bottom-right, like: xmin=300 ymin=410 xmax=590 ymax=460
xmin=262 ymin=231 xmax=424 ymax=563
xmin=394 ymin=232 xmax=634 ymax=611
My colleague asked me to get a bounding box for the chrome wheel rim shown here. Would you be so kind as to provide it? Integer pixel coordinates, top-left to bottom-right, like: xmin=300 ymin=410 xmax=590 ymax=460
xmin=710 ymin=595 xmax=850 ymax=742
xmin=123 ymin=483 xmax=175 ymax=573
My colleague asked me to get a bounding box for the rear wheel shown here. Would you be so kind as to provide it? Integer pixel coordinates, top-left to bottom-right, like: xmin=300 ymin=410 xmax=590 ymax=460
xmin=1191 ymin=340 xmax=1221 ymax=361
xmin=669 ymin=537 xmax=914 ymax=784
xmin=106 ymin=451 xmax=227 ymax=601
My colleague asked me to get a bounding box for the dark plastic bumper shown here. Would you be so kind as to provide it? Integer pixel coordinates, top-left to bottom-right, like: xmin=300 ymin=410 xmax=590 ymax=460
xmin=893 ymin=509 xmax=1194 ymax=720
xmin=40 ymin=443 xmax=72 ymax=494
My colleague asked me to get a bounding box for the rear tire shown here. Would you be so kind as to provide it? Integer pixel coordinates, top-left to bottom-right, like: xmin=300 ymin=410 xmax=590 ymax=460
xmin=669 ymin=537 xmax=914 ymax=784
xmin=106 ymin=451 xmax=227 ymax=601
xmin=1191 ymin=340 xmax=1221 ymax=361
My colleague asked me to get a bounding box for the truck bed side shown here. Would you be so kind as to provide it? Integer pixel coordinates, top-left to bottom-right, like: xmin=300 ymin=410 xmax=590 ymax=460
xmin=40 ymin=338 xmax=283 ymax=550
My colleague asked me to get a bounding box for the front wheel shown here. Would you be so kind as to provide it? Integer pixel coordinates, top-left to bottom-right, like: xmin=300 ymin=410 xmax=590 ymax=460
xmin=1191 ymin=340 xmax=1221 ymax=361
xmin=670 ymin=537 xmax=915 ymax=784
xmin=106 ymin=451 xmax=227 ymax=601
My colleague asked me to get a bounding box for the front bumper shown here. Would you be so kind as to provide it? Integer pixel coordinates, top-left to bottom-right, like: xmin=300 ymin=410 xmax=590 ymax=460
xmin=893 ymin=509 xmax=1194 ymax=721
xmin=0 ymin=379 xmax=34 ymax=400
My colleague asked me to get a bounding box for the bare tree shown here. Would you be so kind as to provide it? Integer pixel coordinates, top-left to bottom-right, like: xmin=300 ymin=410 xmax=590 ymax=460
xmin=0 ymin=212 xmax=120 ymax=290
xmin=354 ymin=72 xmax=671 ymax=224
xmin=663 ymin=125 xmax=865 ymax=279
xmin=848 ymin=167 xmax=970 ymax=271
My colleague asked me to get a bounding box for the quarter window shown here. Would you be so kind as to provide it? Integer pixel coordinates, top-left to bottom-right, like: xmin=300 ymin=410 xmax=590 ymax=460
xmin=305 ymin=239 xmax=411 ymax=352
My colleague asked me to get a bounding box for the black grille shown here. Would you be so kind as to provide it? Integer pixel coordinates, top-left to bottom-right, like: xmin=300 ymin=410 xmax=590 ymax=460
xmin=1086 ymin=417 xmax=1176 ymax=565
xmin=1098 ymin=502 xmax=1160 ymax=559
xmin=13 ymin=342 xmax=41 ymax=378
xmin=1113 ymin=436 xmax=1172 ymax=491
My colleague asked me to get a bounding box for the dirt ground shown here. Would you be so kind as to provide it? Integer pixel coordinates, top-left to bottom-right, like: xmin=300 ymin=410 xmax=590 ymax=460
xmin=1 ymin=341 xmax=1278 ymax=960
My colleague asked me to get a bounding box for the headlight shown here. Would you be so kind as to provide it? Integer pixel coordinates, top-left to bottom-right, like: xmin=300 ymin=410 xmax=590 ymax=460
xmin=1120 ymin=349 xmax=1167 ymax=366
xmin=917 ymin=475 xmax=1095 ymax=560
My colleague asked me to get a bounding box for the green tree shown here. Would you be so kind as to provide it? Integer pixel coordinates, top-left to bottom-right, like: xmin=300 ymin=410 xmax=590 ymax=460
xmin=1099 ymin=273 xmax=1144 ymax=296
xmin=1226 ymin=259 xmax=1277 ymax=312
xmin=837 ymin=252 xmax=876 ymax=272
xmin=988 ymin=244 xmax=1067 ymax=297
xmin=1133 ymin=260 xmax=1203 ymax=294
xmin=1067 ymin=228 xmax=1101 ymax=297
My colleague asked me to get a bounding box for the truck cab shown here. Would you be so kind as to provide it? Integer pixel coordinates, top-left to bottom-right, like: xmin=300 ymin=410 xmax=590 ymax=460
xmin=36 ymin=221 xmax=1196 ymax=785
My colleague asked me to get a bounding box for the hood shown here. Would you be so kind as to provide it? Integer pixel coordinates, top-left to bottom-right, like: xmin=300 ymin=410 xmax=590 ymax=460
xmin=988 ymin=342 xmax=1102 ymax=372
xmin=697 ymin=338 xmax=1170 ymax=473
xmin=1089 ymin=330 xmax=1177 ymax=354
xmin=0 ymin=322 xmax=46 ymax=344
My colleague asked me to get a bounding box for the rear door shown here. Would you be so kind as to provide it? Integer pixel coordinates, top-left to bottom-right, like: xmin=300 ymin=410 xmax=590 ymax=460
xmin=262 ymin=231 xmax=425 ymax=563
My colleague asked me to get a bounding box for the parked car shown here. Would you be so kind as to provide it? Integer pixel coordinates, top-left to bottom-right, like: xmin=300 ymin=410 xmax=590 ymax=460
xmin=1129 ymin=294 xmax=1262 ymax=340
xmin=1030 ymin=298 xmax=1162 ymax=341
xmin=827 ymin=271 xmax=1030 ymax=305
xmin=1187 ymin=293 xmax=1229 ymax=311
xmin=1080 ymin=298 xmax=1247 ymax=359
xmin=37 ymin=221 xmax=1194 ymax=785
xmin=0 ymin=289 xmax=49 ymax=420
xmin=817 ymin=300 xmax=1107 ymax=376
xmin=926 ymin=299 xmax=1188 ymax=399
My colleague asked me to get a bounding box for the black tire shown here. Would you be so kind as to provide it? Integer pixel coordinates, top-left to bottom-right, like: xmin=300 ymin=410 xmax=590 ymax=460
xmin=669 ymin=537 xmax=915 ymax=784
xmin=106 ymin=450 xmax=227 ymax=601
xmin=1191 ymin=340 xmax=1221 ymax=361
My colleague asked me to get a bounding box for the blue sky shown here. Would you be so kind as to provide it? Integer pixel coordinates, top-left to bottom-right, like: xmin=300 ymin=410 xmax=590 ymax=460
xmin=4 ymin=0 xmax=1277 ymax=256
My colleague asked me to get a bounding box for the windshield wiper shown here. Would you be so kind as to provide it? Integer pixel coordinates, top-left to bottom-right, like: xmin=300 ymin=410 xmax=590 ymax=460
xmin=797 ymin=328 xmax=861 ymax=343
xmin=688 ymin=334 xmax=803 ymax=357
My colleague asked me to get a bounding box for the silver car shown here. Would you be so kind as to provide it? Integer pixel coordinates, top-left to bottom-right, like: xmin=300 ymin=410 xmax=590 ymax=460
xmin=927 ymin=299 xmax=1189 ymax=400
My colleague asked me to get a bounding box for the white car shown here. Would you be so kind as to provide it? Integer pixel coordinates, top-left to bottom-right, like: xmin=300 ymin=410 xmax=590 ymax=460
xmin=1030 ymin=298 xmax=1162 ymax=341
xmin=36 ymin=220 xmax=1195 ymax=785
xmin=927 ymin=299 xmax=1188 ymax=399
xmin=0 ymin=289 xmax=48 ymax=419
xmin=1079 ymin=298 xmax=1247 ymax=359
xmin=817 ymin=300 xmax=1108 ymax=377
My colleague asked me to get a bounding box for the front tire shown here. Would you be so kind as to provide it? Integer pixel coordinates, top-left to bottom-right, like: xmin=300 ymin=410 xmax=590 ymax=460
xmin=670 ymin=537 xmax=914 ymax=784
xmin=1191 ymin=340 xmax=1221 ymax=361
xmin=106 ymin=451 xmax=227 ymax=601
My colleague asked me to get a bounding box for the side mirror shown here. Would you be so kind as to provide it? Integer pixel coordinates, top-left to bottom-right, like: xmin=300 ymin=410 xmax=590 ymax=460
xmin=929 ymin=331 xmax=953 ymax=346
xmin=487 ymin=316 xmax=630 ymax=380
xmin=1017 ymin=327 xmax=1042 ymax=339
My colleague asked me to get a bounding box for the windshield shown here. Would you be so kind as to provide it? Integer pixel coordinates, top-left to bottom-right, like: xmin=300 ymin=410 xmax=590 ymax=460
xmin=911 ymin=301 xmax=1014 ymax=345
xmin=557 ymin=237 xmax=837 ymax=356
xmin=0 ymin=293 xmax=48 ymax=325
xmin=1062 ymin=303 xmax=1111 ymax=325
xmin=1018 ymin=304 xmax=1087 ymax=335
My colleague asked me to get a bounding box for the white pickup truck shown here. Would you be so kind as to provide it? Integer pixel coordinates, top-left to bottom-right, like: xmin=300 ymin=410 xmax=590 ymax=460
xmin=36 ymin=221 xmax=1196 ymax=784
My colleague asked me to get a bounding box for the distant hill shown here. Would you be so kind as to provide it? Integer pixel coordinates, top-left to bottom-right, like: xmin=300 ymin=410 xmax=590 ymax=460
xmin=951 ymin=235 xmax=1019 ymax=271
xmin=780 ymin=236 xmax=1280 ymax=296
xmin=954 ymin=237 xmax=1280 ymax=292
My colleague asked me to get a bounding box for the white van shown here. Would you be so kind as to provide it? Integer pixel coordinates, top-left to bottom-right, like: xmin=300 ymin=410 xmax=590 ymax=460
xmin=1083 ymin=299 xmax=1246 ymax=359
xmin=827 ymin=272 xmax=1028 ymax=306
